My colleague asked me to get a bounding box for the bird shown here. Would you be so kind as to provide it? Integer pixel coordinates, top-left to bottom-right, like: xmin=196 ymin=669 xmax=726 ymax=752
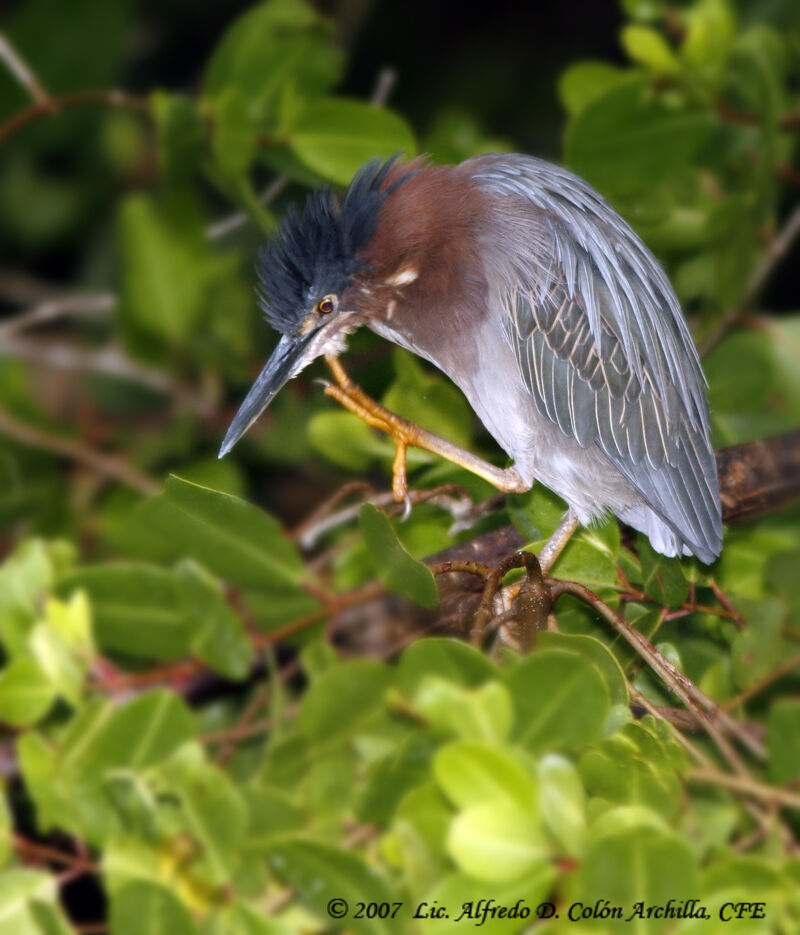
xmin=219 ymin=154 xmax=723 ymax=569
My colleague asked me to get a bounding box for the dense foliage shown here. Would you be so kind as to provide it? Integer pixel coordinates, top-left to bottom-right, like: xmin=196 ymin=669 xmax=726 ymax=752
xmin=0 ymin=0 xmax=799 ymax=933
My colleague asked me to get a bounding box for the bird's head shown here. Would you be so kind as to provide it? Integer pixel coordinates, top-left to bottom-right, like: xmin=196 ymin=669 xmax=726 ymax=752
xmin=219 ymin=156 xmax=417 ymax=457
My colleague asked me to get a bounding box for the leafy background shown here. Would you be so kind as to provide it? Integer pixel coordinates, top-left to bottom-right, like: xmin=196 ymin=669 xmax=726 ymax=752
xmin=1 ymin=0 xmax=799 ymax=933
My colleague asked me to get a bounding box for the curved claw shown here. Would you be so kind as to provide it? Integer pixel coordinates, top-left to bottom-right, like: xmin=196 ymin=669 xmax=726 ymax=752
xmin=398 ymin=493 xmax=413 ymax=523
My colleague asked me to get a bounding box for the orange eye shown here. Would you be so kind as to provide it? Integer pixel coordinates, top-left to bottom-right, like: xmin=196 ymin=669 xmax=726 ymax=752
xmin=317 ymin=296 xmax=335 ymax=315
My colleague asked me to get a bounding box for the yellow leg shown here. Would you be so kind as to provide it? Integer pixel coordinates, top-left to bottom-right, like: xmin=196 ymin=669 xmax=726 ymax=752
xmin=323 ymin=355 xmax=529 ymax=502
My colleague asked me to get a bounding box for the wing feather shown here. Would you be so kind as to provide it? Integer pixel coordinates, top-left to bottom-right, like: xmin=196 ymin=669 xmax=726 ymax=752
xmin=469 ymin=154 xmax=722 ymax=560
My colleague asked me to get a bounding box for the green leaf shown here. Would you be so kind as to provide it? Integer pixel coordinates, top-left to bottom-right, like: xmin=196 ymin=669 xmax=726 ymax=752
xmin=411 ymin=677 xmax=513 ymax=743
xmin=0 ymin=540 xmax=53 ymax=651
xmin=637 ymin=535 xmax=689 ymax=606
xmin=299 ymin=659 xmax=392 ymax=743
xmin=210 ymin=88 xmax=257 ymax=180
xmin=682 ymin=0 xmax=736 ymax=76
xmin=176 ymin=559 xmax=254 ymax=680
xmin=162 ymin=760 xmax=248 ymax=886
xmin=577 ymin=821 xmax=698 ymax=934
xmin=768 ymin=699 xmax=800 ymax=784
xmin=359 ymin=504 xmax=438 ymax=609
xmin=559 ymin=62 xmax=629 ymax=117
xmin=110 ymin=881 xmax=198 ymax=935
xmin=382 ymin=350 xmax=473 ymax=449
xmin=564 ymin=78 xmax=715 ymax=196
xmin=506 ymin=650 xmax=610 ymax=752
xmin=433 ymin=740 xmax=538 ymax=812
xmin=536 ymin=632 xmax=629 ymax=706
xmin=539 ymin=754 xmax=587 ymax=857
xmin=269 ymin=840 xmax=402 ymax=934
xmin=621 ymin=25 xmax=680 ymax=74
xmin=307 ymin=409 xmax=392 ymax=470
xmin=244 ymin=787 xmax=307 ymax=853
xmin=118 ymin=194 xmax=208 ymax=344
xmin=579 ymin=744 xmax=680 ymax=821
xmin=0 ymin=658 xmax=55 ymax=727
xmin=418 ymin=867 xmax=555 ymax=935
xmin=447 ymin=801 xmax=548 ymax=883
xmin=397 ymin=638 xmax=496 ymax=695
xmin=357 ymin=733 xmax=437 ymax=826
xmin=730 ymin=599 xmax=784 ymax=690
xmin=548 ymin=537 xmax=620 ymax=592
xmin=289 ymin=99 xmax=416 ymax=185
xmin=134 ymin=475 xmax=305 ymax=590
xmin=205 ymin=0 xmax=342 ymax=128
xmin=62 ymin=691 xmax=195 ymax=773
xmin=56 ymin=564 xmax=192 ymax=660
xmin=28 ymin=622 xmax=84 ymax=706
xmin=151 ymin=92 xmax=205 ymax=185
xmin=0 ymin=870 xmax=58 ymax=935
xmin=0 ymin=792 xmax=11 ymax=868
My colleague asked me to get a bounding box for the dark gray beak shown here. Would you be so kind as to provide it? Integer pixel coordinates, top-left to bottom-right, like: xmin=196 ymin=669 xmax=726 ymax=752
xmin=219 ymin=332 xmax=315 ymax=457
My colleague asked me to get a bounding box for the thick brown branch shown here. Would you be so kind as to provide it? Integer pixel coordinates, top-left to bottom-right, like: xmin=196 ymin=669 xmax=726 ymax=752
xmin=717 ymin=430 xmax=800 ymax=523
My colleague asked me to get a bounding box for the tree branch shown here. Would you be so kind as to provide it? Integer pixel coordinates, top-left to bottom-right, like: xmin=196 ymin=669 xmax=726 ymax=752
xmin=0 ymin=88 xmax=149 ymax=146
xmin=0 ymin=407 xmax=159 ymax=495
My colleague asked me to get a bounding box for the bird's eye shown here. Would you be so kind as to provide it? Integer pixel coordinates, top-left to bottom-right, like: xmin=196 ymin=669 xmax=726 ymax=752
xmin=316 ymin=296 xmax=335 ymax=315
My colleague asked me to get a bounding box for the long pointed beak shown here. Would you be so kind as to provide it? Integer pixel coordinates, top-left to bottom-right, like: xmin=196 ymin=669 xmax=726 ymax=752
xmin=219 ymin=332 xmax=315 ymax=457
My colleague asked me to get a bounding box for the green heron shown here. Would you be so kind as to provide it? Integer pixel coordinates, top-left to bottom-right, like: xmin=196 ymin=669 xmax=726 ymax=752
xmin=220 ymin=155 xmax=722 ymax=569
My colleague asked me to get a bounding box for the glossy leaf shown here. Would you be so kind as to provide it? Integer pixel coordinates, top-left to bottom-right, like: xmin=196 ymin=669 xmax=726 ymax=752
xmin=134 ymin=476 xmax=305 ymax=590
xmin=299 ymin=658 xmax=392 ymax=743
xmin=290 ymin=99 xmax=416 ymax=184
xmin=359 ymin=504 xmax=438 ymax=609
xmin=578 ymin=821 xmax=698 ymax=934
xmin=768 ymin=699 xmax=800 ymax=784
xmin=447 ymin=801 xmax=548 ymax=882
xmin=205 ymin=0 xmax=342 ymax=127
xmin=396 ymin=638 xmax=496 ymax=695
xmin=539 ymin=753 xmax=587 ymax=857
xmin=536 ymin=632 xmax=629 ymax=706
xmin=110 ymin=881 xmax=198 ymax=935
xmin=637 ymin=535 xmax=689 ymax=606
xmin=621 ymin=25 xmax=680 ymax=73
xmin=0 ymin=658 xmax=55 ymax=727
xmin=506 ymin=650 xmax=610 ymax=752
xmin=565 ymin=78 xmax=715 ymax=195
xmin=433 ymin=740 xmax=538 ymax=812
xmin=269 ymin=840 xmax=402 ymax=935
xmin=56 ymin=563 xmax=192 ymax=660
xmin=176 ymin=559 xmax=254 ymax=679
xmin=118 ymin=194 xmax=207 ymax=344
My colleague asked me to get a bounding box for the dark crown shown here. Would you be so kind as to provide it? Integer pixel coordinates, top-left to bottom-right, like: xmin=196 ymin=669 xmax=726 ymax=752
xmin=255 ymin=156 xmax=408 ymax=334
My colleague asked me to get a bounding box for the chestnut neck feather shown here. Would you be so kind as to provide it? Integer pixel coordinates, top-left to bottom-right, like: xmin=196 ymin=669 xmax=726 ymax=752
xmin=344 ymin=160 xmax=490 ymax=369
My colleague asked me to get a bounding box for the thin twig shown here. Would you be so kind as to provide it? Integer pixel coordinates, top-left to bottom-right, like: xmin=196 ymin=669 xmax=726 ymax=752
xmin=0 ymin=293 xmax=115 ymax=340
xmin=688 ymin=768 xmax=800 ymax=812
xmin=0 ymin=88 xmax=149 ymax=146
xmin=0 ymin=33 xmax=51 ymax=105
xmin=370 ymin=67 xmax=397 ymax=107
xmin=0 ymin=407 xmax=159 ymax=496
xmin=722 ymin=652 xmax=800 ymax=713
xmin=205 ymin=175 xmax=289 ymax=239
xmin=0 ymin=335 xmax=212 ymax=415
xmin=294 ymin=483 xmax=477 ymax=549
xmin=14 ymin=834 xmax=98 ymax=874
xmin=549 ymin=579 xmax=766 ymax=763
xmin=701 ymin=203 xmax=800 ymax=355
xmin=631 ymin=687 xmax=716 ymax=769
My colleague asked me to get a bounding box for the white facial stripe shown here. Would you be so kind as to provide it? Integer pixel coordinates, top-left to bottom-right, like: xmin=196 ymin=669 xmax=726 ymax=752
xmin=386 ymin=267 xmax=418 ymax=287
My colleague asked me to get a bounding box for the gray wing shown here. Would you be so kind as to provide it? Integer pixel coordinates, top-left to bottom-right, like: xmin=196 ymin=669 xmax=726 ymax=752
xmin=469 ymin=155 xmax=722 ymax=562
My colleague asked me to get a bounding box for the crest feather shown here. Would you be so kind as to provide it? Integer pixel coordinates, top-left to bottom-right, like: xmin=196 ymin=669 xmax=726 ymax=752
xmin=256 ymin=156 xmax=407 ymax=333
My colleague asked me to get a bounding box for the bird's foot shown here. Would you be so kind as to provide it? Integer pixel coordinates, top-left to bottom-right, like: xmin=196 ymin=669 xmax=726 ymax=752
xmin=322 ymin=354 xmax=531 ymax=502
